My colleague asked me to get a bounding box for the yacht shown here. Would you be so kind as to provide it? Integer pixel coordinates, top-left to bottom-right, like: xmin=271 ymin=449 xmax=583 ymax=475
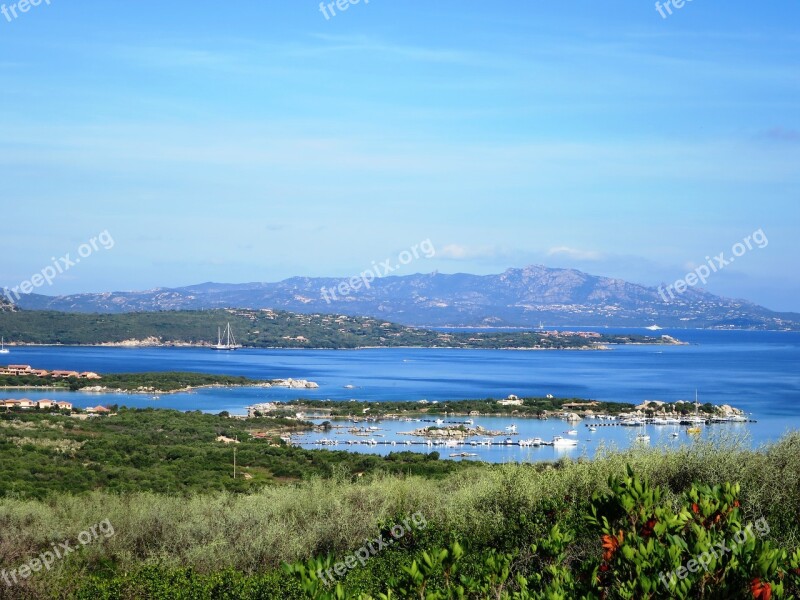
xmin=636 ymin=433 xmax=651 ymax=443
xmin=211 ymin=323 xmax=242 ymax=350
xmin=552 ymin=436 xmax=578 ymax=448
xmin=505 ymin=424 xmax=517 ymax=433
xmin=0 ymin=337 xmax=8 ymax=354
xmin=566 ymin=429 xmax=578 ymax=436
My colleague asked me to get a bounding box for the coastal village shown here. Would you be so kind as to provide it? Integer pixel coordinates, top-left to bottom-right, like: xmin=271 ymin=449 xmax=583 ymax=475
xmin=0 ymin=364 xmax=102 ymax=379
xmin=0 ymin=364 xmax=109 ymax=414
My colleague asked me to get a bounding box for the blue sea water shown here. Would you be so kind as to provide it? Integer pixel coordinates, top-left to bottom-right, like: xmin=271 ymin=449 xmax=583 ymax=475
xmin=1 ymin=329 xmax=798 ymax=462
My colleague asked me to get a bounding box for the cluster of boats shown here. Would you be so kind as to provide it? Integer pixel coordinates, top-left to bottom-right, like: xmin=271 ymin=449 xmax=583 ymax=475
xmin=310 ymin=435 xmax=579 ymax=449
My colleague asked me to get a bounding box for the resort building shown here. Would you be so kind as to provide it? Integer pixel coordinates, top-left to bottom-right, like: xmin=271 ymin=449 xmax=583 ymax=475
xmin=0 ymin=365 xmax=102 ymax=380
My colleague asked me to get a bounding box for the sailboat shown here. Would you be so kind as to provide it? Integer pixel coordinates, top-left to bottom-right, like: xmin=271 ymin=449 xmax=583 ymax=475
xmin=686 ymin=390 xmax=704 ymax=434
xmin=0 ymin=337 xmax=9 ymax=354
xmin=211 ymin=323 xmax=242 ymax=350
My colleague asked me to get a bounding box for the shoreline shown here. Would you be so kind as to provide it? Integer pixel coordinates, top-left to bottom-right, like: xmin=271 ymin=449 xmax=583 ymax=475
xmin=0 ymin=379 xmax=319 ymax=396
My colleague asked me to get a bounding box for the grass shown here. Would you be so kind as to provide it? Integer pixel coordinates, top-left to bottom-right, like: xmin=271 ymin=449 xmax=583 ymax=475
xmin=0 ymin=432 xmax=798 ymax=598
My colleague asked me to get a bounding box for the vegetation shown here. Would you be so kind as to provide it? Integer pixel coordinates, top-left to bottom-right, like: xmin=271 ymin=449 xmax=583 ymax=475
xmin=285 ymin=397 xmax=639 ymax=418
xmin=0 ymin=371 xmax=274 ymax=393
xmin=0 ymin=409 xmax=475 ymax=499
xmin=0 ymin=307 xmax=677 ymax=349
xmin=0 ymin=411 xmax=797 ymax=598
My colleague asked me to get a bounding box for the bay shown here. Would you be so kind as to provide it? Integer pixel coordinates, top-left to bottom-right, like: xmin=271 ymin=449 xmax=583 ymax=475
xmin=1 ymin=329 xmax=797 ymax=462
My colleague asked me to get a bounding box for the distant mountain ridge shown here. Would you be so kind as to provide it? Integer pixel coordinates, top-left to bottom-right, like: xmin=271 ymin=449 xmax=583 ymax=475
xmin=10 ymin=265 xmax=800 ymax=330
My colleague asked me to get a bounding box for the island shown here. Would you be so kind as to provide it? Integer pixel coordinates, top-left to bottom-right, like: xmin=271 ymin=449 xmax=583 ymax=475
xmin=0 ymin=307 xmax=684 ymax=349
xmin=0 ymin=366 xmax=318 ymax=394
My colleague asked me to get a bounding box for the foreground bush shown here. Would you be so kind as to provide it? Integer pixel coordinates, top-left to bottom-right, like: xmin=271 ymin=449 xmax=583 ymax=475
xmin=2 ymin=434 xmax=799 ymax=598
xmin=287 ymin=467 xmax=800 ymax=598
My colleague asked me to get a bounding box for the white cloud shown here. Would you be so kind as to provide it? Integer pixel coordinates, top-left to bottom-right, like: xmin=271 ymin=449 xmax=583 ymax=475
xmin=547 ymin=246 xmax=603 ymax=261
xmin=438 ymin=244 xmax=501 ymax=260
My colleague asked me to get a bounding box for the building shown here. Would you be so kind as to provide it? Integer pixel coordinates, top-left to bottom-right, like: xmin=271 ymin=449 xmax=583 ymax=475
xmin=37 ymin=399 xmax=55 ymax=409
xmin=498 ymin=395 xmax=523 ymax=407
xmin=50 ymin=370 xmax=81 ymax=379
xmin=85 ymin=405 xmax=111 ymax=414
xmin=5 ymin=365 xmax=33 ymax=376
xmin=56 ymin=401 xmax=73 ymax=411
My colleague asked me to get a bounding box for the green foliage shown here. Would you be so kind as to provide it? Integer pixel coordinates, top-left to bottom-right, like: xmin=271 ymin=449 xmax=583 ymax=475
xmin=0 ymin=308 xmax=670 ymax=349
xmin=0 ymin=409 xmax=475 ymax=499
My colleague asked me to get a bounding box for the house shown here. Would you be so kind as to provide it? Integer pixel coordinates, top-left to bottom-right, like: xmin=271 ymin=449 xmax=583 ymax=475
xmin=85 ymin=405 xmax=111 ymax=414
xmin=50 ymin=370 xmax=81 ymax=379
xmin=80 ymin=372 xmax=102 ymax=380
xmin=37 ymin=399 xmax=55 ymax=410
xmin=498 ymin=395 xmax=523 ymax=407
xmin=5 ymin=398 xmax=36 ymax=409
xmin=56 ymin=401 xmax=73 ymax=411
xmin=6 ymin=365 xmax=33 ymax=376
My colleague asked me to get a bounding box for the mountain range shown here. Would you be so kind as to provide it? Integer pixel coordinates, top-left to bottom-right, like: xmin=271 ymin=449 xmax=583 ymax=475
xmin=8 ymin=265 xmax=799 ymax=330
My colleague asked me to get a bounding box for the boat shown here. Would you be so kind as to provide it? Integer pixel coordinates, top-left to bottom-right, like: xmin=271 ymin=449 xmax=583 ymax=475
xmin=636 ymin=433 xmax=651 ymax=443
xmin=211 ymin=323 xmax=242 ymax=350
xmin=435 ymin=419 xmax=444 ymax=425
xmin=646 ymin=325 xmax=663 ymax=331
xmin=552 ymin=436 xmax=578 ymax=448
xmin=0 ymin=337 xmax=9 ymax=354
xmin=588 ymin=426 xmax=597 ymax=432
xmin=687 ymin=426 xmax=702 ymax=435
xmin=464 ymin=419 xmax=474 ymax=426
xmin=681 ymin=391 xmax=706 ymax=427
xmin=566 ymin=429 xmax=578 ymax=436
xmin=653 ymin=417 xmax=681 ymax=425
xmin=671 ymin=432 xmax=680 ymax=438
xmin=531 ymin=437 xmax=543 ymax=446
xmin=505 ymin=424 xmax=517 ymax=433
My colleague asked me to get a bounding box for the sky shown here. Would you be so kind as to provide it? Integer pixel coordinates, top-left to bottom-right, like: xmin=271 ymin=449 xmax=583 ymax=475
xmin=1 ymin=1 xmax=799 ymax=311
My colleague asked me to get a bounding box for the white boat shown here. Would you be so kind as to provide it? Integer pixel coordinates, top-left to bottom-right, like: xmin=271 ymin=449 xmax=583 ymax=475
xmin=653 ymin=417 xmax=681 ymax=425
xmin=671 ymin=432 xmax=680 ymax=438
xmin=728 ymin=414 xmax=748 ymax=423
xmin=636 ymin=434 xmax=651 ymax=442
xmin=464 ymin=419 xmax=474 ymax=426
xmin=531 ymin=437 xmax=543 ymax=446
xmin=589 ymin=426 xmax=597 ymax=432
xmin=566 ymin=429 xmax=578 ymax=436
xmin=435 ymin=419 xmax=444 ymax=425
xmin=646 ymin=325 xmax=663 ymax=331
xmin=552 ymin=436 xmax=578 ymax=448
xmin=211 ymin=323 xmax=242 ymax=350
xmin=0 ymin=337 xmax=9 ymax=354
xmin=505 ymin=424 xmax=517 ymax=433
xmin=620 ymin=418 xmax=645 ymax=427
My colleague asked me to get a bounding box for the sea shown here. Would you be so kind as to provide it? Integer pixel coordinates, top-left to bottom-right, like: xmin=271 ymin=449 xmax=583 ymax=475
xmin=1 ymin=329 xmax=798 ymax=463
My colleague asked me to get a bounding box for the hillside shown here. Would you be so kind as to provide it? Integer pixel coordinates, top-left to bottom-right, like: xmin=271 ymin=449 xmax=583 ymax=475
xmin=0 ymin=308 xmax=674 ymax=349
xmin=12 ymin=265 xmax=799 ymax=329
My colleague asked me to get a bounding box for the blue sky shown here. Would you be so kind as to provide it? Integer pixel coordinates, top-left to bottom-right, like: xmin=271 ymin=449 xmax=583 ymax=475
xmin=1 ymin=1 xmax=799 ymax=311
